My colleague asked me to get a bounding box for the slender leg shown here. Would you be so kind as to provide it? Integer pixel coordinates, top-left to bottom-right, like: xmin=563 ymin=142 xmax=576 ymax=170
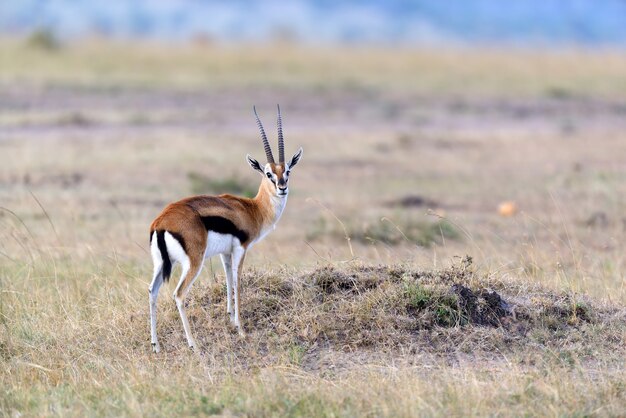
xmin=236 ymin=251 xmax=247 ymax=330
xmin=220 ymin=254 xmax=233 ymax=316
xmin=173 ymin=256 xmax=204 ymax=350
xmin=149 ymin=232 xmax=164 ymax=353
xmin=148 ymin=268 xmax=164 ymax=353
xmin=231 ymin=246 xmax=246 ymax=336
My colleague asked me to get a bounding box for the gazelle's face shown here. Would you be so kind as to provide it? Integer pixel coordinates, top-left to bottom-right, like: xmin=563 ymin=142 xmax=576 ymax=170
xmin=264 ymin=163 xmax=290 ymax=197
xmin=247 ymin=147 xmax=303 ymax=198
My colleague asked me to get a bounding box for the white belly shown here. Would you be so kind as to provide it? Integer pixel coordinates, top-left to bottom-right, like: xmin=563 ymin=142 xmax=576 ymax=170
xmin=204 ymin=231 xmax=236 ymax=258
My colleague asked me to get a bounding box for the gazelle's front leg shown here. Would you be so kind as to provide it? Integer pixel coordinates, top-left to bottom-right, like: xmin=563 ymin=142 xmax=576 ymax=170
xmin=230 ymin=245 xmax=246 ymax=336
xmin=219 ymin=254 xmax=233 ymax=316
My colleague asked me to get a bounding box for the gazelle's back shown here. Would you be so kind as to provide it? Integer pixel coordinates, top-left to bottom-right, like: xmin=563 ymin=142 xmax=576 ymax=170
xmin=150 ymin=194 xmax=265 ymax=251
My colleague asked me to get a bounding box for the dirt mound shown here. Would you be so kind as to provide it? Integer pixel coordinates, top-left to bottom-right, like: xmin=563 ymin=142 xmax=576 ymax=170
xmin=132 ymin=257 xmax=625 ymax=370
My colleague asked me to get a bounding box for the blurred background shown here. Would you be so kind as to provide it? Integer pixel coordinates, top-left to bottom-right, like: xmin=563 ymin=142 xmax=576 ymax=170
xmin=3 ymin=0 xmax=626 ymax=45
xmin=1 ymin=0 xmax=625 ymax=301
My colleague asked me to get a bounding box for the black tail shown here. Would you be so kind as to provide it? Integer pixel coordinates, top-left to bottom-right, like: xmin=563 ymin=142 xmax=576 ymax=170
xmin=154 ymin=230 xmax=172 ymax=282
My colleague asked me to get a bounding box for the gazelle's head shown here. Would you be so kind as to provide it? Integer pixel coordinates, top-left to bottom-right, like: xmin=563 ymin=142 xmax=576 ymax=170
xmin=247 ymin=105 xmax=303 ymax=198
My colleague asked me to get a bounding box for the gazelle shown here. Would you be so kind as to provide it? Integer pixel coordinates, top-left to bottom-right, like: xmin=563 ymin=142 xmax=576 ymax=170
xmin=148 ymin=106 xmax=303 ymax=352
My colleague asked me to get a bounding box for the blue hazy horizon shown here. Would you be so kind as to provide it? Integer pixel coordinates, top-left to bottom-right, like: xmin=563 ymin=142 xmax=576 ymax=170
xmin=2 ymin=0 xmax=626 ymax=47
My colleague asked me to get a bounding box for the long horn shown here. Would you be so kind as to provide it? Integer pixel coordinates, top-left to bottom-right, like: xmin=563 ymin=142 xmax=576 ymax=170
xmin=253 ymin=106 xmax=275 ymax=163
xmin=277 ymin=104 xmax=285 ymax=163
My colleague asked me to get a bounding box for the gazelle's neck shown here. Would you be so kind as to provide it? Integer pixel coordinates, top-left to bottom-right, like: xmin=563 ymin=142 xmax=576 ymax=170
xmin=254 ymin=180 xmax=288 ymax=227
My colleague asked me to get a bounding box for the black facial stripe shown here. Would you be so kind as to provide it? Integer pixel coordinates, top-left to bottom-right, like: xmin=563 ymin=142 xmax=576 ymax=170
xmin=200 ymin=216 xmax=249 ymax=244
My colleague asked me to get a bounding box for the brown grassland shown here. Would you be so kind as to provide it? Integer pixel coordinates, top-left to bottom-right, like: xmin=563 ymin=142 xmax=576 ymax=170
xmin=1 ymin=39 xmax=625 ymax=416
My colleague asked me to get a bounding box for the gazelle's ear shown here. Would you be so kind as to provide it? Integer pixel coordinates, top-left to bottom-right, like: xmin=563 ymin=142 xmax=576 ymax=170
xmin=246 ymin=154 xmax=263 ymax=173
xmin=288 ymin=147 xmax=303 ymax=169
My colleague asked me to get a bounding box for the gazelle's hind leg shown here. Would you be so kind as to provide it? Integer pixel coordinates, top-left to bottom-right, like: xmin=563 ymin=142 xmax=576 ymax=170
xmin=149 ymin=233 xmax=164 ymax=353
xmin=173 ymin=255 xmax=204 ymax=350
xmin=231 ymin=245 xmax=246 ymax=336
xmin=149 ymin=270 xmax=164 ymax=353
xmin=220 ymin=254 xmax=233 ymax=317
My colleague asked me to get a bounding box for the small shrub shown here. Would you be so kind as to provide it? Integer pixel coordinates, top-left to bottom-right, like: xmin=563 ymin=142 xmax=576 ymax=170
xmin=26 ymin=28 xmax=60 ymax=50
xmin=404 ymin=282 xmax=434 ymax=310
xmin=403 ymin=282 xmax=466 ymax=326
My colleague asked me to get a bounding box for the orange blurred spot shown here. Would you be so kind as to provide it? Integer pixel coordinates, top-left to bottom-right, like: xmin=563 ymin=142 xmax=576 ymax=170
xmin=498 ymin=201 xmax=517 ymax=217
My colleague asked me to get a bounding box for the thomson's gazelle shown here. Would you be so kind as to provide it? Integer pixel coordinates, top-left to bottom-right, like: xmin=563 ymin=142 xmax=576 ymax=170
xmin=149 ymin=106 xmax=302 ymax=352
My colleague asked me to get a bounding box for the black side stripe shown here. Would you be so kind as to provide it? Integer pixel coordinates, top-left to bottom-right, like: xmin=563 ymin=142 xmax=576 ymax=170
xmin=200 ymin=216 xmax=249 ymax=243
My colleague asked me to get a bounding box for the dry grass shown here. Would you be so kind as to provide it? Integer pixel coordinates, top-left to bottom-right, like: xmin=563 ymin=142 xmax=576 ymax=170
xmin=1 ymin=256 xmax=625 ymax=416
xmin=1 ymin=40 xmax=626 ymax=416
xmin=2 ymin=38 xmax=626 ymax=97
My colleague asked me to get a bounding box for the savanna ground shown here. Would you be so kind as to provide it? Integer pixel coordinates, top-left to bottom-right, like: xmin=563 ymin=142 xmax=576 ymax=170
xmin=1 ymin=38 xmax=625 ymax=416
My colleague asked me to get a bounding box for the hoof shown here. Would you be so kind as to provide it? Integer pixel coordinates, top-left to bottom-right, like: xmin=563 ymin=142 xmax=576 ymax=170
xmin=236 ymin=326 xmax=246 ymax=338
xmin=151 ymin=342 xmax=160 ymax=354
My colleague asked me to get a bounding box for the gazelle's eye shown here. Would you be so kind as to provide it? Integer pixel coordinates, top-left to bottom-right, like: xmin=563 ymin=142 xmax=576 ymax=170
xmin=266 ymin=172 xmax=272 ymax=178
xmin=285 ymin=171 xmax=290 ymax=176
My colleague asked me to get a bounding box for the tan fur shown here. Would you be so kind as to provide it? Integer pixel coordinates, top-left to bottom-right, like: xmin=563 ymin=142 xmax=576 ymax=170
xmin=269 ymin=163 xmax=285 ymax=178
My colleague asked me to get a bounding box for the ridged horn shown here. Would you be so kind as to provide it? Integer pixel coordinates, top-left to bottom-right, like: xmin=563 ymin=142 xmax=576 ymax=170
xmin=253 ymin=106 xmax=275 ymax=163
xmin=277 ymin=104 xmax=285 ymax=163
